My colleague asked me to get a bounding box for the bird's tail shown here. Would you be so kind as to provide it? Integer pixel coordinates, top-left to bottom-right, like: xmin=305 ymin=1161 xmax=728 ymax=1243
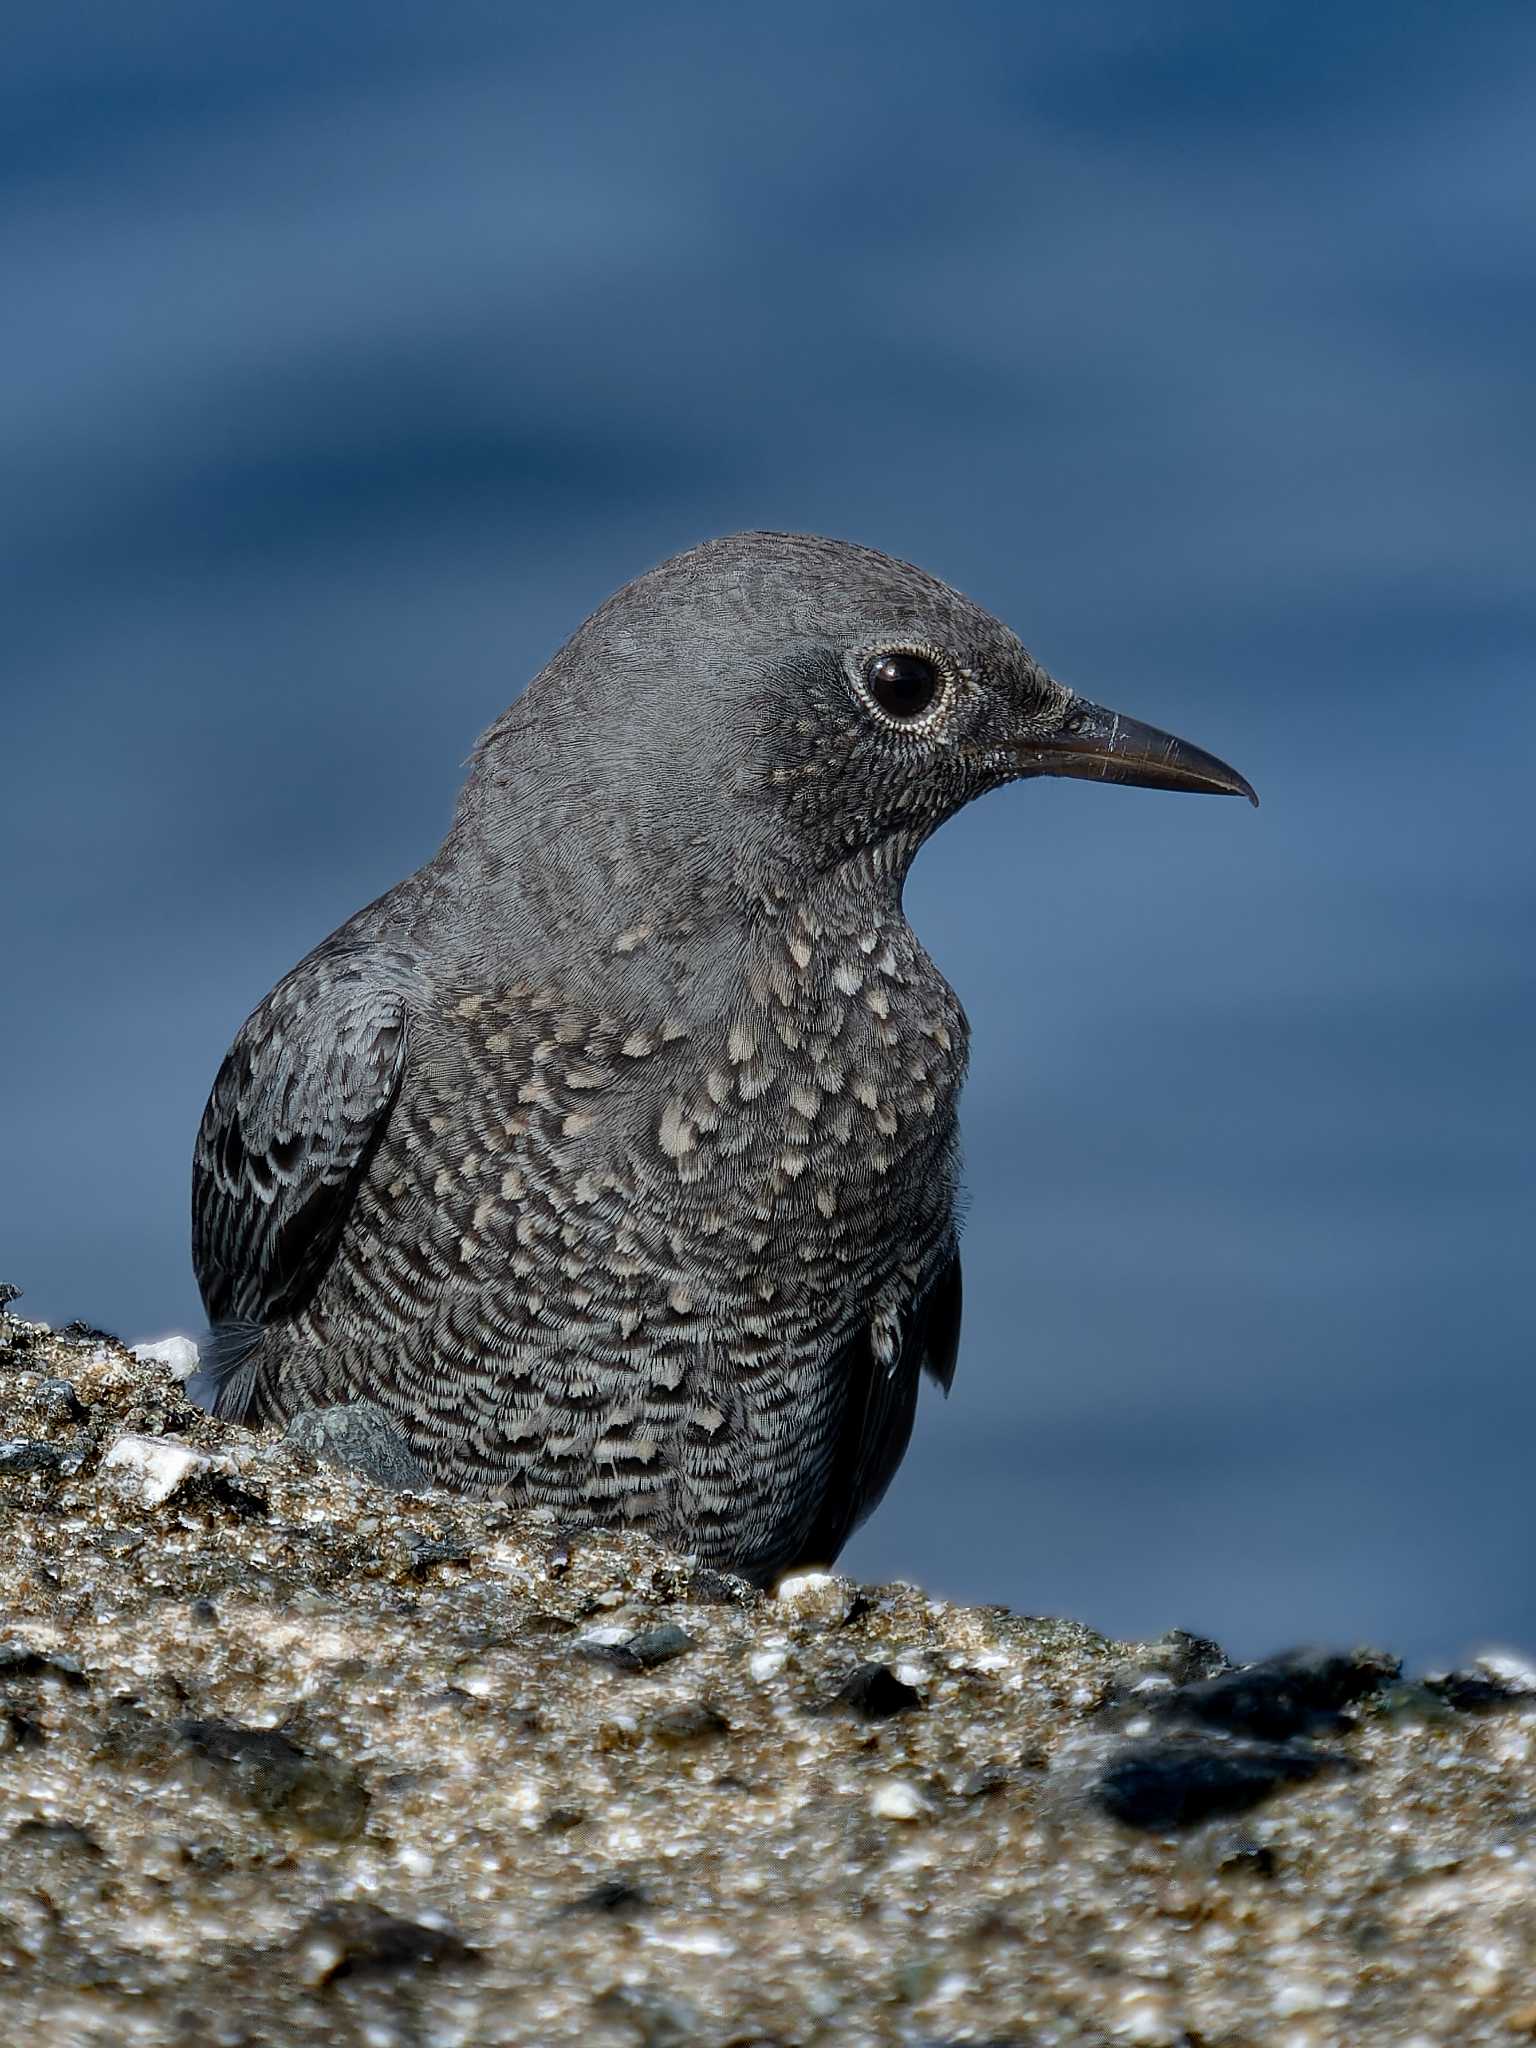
xmin=185 ymin=1318 xmax=264 ymax=1422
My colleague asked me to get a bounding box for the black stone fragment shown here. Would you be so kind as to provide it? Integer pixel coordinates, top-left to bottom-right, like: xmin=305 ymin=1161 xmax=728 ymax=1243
xmin=292 ymin=1901 xmax=477 ymax=1986
xmin=623 ymin=1623 xmax=697 ymax=1668
xmin=59 ymin=1319 xmax=118 ymax=1345
xmin=0 ymin=1440 xmax=66 ymax=1477
xmin=284 ymin=1402 xmax=428 ymax=1493
xmin=686 ymin=1565 xmax=760 ymax=1607
xmin=650 ymin=1701 xmax=729 ymax=1745
xmin=558 ymin=1878 xmax=648 ymax=1917
xmin=195 ymin=1471 xmax=270 ymax=1521
xmin=575 ymin=1624 xmax=696 ymax=1671
xmin=0 ymin=1647 xmax=87 ymax=1688
xmin=1140 ymin=1629 xmax=1229 ymax=1686
xmin=1427 ymin=1670 xmax=1536 ymax=1714
xmin=35 ymin=1378 xmax=88 ymax=1423
xmin=542 ymin=1805 xmax=587 ymax=1832
xmin=0 ymin=1285 xmax=21 ymax=1312
xmin=1154 ymin=1647 xmax=1399 ymax=1742
xmin=3 ymin=1710 xmax=45 ymax=1750
xmin=1218 ymin=1840 xmax=1280 ymax=1879
xmin=829 ymin=1662 xmax=923 ymax=1720
xmin=177 ymin=1719 xmax=370 ymax=1840
xmin=959 ymin=1764 xmax=1011 ymax=1798
xmin=1095 ymin=1737 xmax=1347 ymax=1830
xmin=401 ymin=1531 xmax=473 ymax=1574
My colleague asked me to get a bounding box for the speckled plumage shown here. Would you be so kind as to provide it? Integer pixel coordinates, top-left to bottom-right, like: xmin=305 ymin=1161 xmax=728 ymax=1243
xmin=192 ymin=532 xmax=1253 ymax=1580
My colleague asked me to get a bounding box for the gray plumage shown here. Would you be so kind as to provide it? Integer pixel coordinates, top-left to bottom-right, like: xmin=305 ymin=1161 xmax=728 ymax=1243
xmin=192 ymin=532 xmax=1253 ymax=1581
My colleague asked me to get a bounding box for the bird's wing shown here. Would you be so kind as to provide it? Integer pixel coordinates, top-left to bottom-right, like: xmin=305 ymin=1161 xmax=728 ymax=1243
xmin=797 ymin=1245 xmax=962 ymax=1567
xmin=190 ymin=953 xmax=407 ymax=1417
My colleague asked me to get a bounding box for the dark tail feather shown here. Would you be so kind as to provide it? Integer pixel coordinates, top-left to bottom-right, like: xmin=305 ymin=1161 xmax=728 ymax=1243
xmin=186 ymin=1320 xmax=265 ymax=1421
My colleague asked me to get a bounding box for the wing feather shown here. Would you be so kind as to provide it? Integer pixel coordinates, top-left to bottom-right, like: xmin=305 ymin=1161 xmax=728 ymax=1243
xmin=797 ymin=1246 xmax=962 ymax=1567
xmin=190 ymin=955 xmax=407 ymax=1415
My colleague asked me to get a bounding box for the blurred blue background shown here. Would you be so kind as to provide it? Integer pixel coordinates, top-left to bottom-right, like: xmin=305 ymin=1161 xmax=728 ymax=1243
xmin=4 ymin=2 xmax=1532 ymax=1669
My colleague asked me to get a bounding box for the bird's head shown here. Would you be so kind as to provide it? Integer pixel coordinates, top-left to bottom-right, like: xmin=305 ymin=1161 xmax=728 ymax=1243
xmin=462 ymin=531 xmax=1255 ymax=929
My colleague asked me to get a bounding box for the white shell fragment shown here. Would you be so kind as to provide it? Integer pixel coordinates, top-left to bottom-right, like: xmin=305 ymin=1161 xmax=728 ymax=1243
xmin=773 ymin=1569 xmax=856 ymax=1628
xmin=868 ymin=1778 xmax=928 ymax=1822
xmin=129 ymin=1336 xmax=201 ymax=1382
xmin=102 ymin=1433 xmax=214 ymax=1506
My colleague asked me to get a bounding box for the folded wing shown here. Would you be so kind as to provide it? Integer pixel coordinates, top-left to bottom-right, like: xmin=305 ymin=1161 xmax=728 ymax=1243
xmin=190 ymin=954 xmax=407 ymax=1418
xmin=798 ymin=1247 xmax=962 ymax=1566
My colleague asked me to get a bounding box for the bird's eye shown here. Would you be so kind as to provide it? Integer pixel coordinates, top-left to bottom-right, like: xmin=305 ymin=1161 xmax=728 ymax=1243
xmin=864 ymin=651 xmax=943 ymax=722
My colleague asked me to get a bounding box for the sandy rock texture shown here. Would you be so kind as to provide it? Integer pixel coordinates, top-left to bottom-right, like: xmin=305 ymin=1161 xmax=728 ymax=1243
xmin=2 ymin=1292 xmax=1534 ymax=2046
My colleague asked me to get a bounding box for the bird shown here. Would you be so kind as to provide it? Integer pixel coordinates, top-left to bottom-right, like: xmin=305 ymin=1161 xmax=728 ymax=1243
xmin=190 ymin=531 xmax=1255 ymax=1582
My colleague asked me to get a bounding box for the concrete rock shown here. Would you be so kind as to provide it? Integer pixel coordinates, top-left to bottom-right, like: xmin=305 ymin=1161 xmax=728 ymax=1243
xmin=1 ymin=1295 xmax=1533 ymax=2045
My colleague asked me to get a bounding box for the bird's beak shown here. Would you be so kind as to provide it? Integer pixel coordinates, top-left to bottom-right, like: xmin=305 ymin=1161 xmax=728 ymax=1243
xmin=1012 ymin=697 xmax=1258 ymax=806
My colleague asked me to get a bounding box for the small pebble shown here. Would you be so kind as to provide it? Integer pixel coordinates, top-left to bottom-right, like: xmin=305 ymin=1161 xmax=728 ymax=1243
xmin=774 ymin=1570 xmax=856 ymax=1628
xmin=868 ymin=1779 xmax=927 ymax=1822
xmin=102 ymin=1435 xmax=213 ymax=1506
xmin=130 ymin=1336 xmax=202 ymax=1382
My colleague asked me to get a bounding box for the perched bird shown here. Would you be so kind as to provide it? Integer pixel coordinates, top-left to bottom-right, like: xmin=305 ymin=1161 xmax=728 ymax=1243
xmin=191 ymin=532 xmax=1254 ymax=1580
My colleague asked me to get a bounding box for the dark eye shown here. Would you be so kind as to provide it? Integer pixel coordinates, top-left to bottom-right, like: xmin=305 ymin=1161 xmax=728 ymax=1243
xmin=864 ymin=650 xmax=942 ymax=721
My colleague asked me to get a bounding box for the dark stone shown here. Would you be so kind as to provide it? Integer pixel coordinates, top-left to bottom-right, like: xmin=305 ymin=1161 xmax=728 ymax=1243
xmin=650 ymin=1701 xmax=730 ymax=1745
xmin=627 ymin=1624 xmax=698 ymax=1667
xmin=959 ymin=1765 xmax=1011 ymax=1798
xmin=3 ymin=1710 xmax=46 ymax=1750
xmin=197 ymin=1471 xmax=270 ymax=1521
xmin=1427 ymin=1670 xmax=1536 ymax=1714
xmin=1154 ymin=1647 xmax=1399 ymax=1743
xmin=401 ymin=1531 xmax=473 ymax=1573
xmin=293 ymin=1901 xmax=476 ymax=1986
xmin=0 ymin=1647 xmax=87 ymax=1688
xmin=546 ymin=1521 xmax=590 ymax=1573
xmin=829 ymin=1661 xmax=923 ymax=1720
xmin=284 ymin=1402 xmax=428 ymax=1493
xmin=576 ymin=1623 xmax=696 ymax=1671
xmin=686 ymin=1566 xmax=760 ymax=1606
xmin=1095 ymin=1737 xmax=1346 ymax=1830
xmin=59 ymin=1320 xmax=119 ymax=1345
xmin=542 ymin=1805 xmax=587 ymax=1832
xmin=0 ymin=1285 xmax=21 ymax=1312
xmin=35 ymin=1378 xmax=88 ymax=1423
xmin=180 ymin=1841 xmax=234 ymax=1874
xmin=0 ymin=1440 xmax=66 ymax=1477
xmin=176 ymin=1719 xmax=370 ymax=1840
xmin=1138 ymin=1629 xmax=1229 ymax=1686
xmin=558 ymin=1878 xmax=648 ymax=1917
xmin=1218 ymin=1840 xmax=1280 ymax=1879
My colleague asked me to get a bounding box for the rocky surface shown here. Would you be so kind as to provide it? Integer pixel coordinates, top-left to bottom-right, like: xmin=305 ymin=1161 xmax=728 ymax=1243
xmin=3 ymin=1293 xmax=1535 ymax=2046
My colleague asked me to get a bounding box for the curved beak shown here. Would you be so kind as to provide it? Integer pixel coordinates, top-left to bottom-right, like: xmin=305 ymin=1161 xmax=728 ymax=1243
xmin=1014 ymin=697 xmax=1258 ymax=806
